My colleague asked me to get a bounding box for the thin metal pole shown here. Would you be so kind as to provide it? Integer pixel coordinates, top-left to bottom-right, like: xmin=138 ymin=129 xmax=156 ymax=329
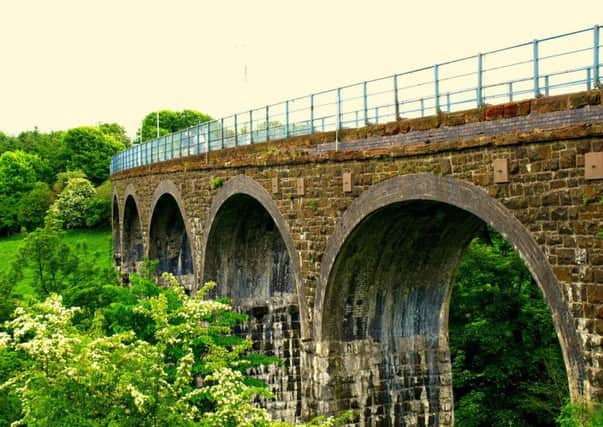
xmin=206 ymin=122 xmax=211 ymax=153
xmin=588 ymin=67 xmax=592 ymax=90
xmin=196 ymin=123 xmax=200 ymax=154
xmin=336 ymin=87 xmax=342 ymax=132
xmin=375 ymin=107 xmax=378 ymax=123
xmin=179 ymin=131 xmax=183 ymax=158
xmin=265 ymin=106 xmax=270 ymax=141
xmin=533 ymin=39 xmax=540 ymax=97
xmin=393 ymin=74 xmax=400 ymax=120
xmin=156 ymin=111 xmax=160 ymax=138
xmin=508 ymin=81 xmax=513 ymax=102
xmin=363 ymin=81 xmax=368 ymax=125
xmin=544 ymin=75 xmax=550 ymax=96
xmin=420 ymin=99 xmax=424 ymax=117
xmin=220 ymin=118 xmax=224 ymax=149
xmin=249 ymin=110 xmax=254 ymax=144
xmin=285 ymin=100 xmax=290 ymax=138
xmin=234 ymin=115 xmax=238 ymax=146
xmin=434 ymin=65 xmax=440 ymax=113
xmin=594 ymin=25 xmax=600 ymax=88
xmin=310 ymin=94 xmax=314 ymax=133
xmin=477 ymin=53 xmax=483 ymax=107
xmin=446 ymin=93 xmax=451 ymax=112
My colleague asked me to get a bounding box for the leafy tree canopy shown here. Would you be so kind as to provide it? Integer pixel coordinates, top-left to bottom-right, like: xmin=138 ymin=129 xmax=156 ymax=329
xmin=98 ymin=122 xmax=131 ymax=147
xmin=61 ymin=126 xmax=125 ymax=185
xmin=450 ymin=231 xmax=569 ymax=426
xmin=138 ymin=110 xmax=212 ymax=142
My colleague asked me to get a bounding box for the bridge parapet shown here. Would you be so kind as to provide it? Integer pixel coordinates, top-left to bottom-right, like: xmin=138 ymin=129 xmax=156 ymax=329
xmin=112 ymin=25 xmax=602 ymax=175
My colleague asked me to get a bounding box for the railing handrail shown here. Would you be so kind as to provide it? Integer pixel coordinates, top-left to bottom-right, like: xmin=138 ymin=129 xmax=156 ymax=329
xmin=111 ymin=24 xmax=601 ymax=175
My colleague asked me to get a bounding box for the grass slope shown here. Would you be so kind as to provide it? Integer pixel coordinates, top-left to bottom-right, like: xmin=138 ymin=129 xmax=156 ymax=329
xmin=0 ymin=229 xmax=113 ymax=297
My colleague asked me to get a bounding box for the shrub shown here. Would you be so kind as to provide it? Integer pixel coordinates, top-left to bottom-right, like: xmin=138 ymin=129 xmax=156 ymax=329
xmin=17 ymin=182 xmax=54 ymax=231
xmin=47 ymin=178 xmax=96 ymax=229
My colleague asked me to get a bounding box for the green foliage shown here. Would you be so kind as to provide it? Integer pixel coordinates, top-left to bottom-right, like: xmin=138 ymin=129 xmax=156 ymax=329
xmin=14 ymin=222 xmax=78 ymax=296
xmin=450 ymin=230 xmax=569 ymax=426
xmin=138 ymin=110 xmax=212 ymax=142
xmin=0 ymin=151 xmax=44 ymax=234
xmin=0 ymin=278 xmax=273 ymax=426
xmin=98 ymin=122 xmax=131 ymax=147
xmin=17 ymin=182 xmax=54 ymax=231
xmin=53 ymin=169 xmax=86 ymax=193
xmin=61 ymin=126 xmax=125 ymax=185
xmin=211 ymin=176 xmax=224 ymax=189
xmin=557 ymin=401 xmax=603 ymax=426
xmin=13 ymin=130 xmax=64 ymax=183
xmin=47 ymin=177 xmax=100 ymax=229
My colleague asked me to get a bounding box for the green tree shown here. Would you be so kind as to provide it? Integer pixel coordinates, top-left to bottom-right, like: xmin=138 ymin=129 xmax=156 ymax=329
xmin=14 ymin=222 xmax=79 ymax=296
xmin=61 ymin=126 xmax=125 ymax=185
xmin=450 ymin=231 xmax=569 ymax=426
xmin=17 ymin=182 xmax=54 ymax=231
xmin=0 ymin=151 xmax=43 ymax=234
xmin=99 ymin=122 xmax=131 ymax=147
xmin=14 ymin=129 xmax=64 ymax=183
xmin=47 ymin=177 xmax=98 ymax=229
xmin=0 ymin=278 xmax=275 ymax=426
xmin=0 ymin=131 xmax=15 ymax=154
xmin=138 ymin=110 xmax=212 ymax=142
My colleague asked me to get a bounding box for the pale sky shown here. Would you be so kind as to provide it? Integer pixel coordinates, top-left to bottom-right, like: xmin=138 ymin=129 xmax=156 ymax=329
xmin=0 ymin=0 xmax=600 ymax=138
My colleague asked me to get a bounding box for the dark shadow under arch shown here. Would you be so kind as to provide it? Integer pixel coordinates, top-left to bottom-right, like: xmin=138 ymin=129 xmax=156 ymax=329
xmin=201 ymin=175 xmax=304 ymax=421
xmin=112 ymin=195 xmax=121 ymax=266
xmin=201 ymin=175 xmax=306 ymax=332
xmin=122 ymin=195 xmax=143 ymax=272
xmin=314 ymin=174 xmax=584 ymax=422
xmin=149 ymin=193 xmax=193 ymax=277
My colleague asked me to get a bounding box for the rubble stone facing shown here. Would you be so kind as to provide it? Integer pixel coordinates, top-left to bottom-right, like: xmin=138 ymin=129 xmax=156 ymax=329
xmin=112 ymin=89 xmax=603 ymax=425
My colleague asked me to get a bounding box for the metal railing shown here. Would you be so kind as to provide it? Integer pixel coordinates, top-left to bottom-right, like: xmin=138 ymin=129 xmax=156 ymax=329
xmin=111 ymin=25 xmax=601 ymax=174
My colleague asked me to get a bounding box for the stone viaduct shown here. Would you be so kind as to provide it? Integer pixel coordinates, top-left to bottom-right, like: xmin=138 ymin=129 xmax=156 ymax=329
xmin=112 ymin=89 xmax=603 ymax=426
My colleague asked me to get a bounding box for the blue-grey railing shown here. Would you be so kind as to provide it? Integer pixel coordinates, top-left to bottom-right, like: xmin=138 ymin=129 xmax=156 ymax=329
xmin=111 ymin=25 xmax=601 ymax=174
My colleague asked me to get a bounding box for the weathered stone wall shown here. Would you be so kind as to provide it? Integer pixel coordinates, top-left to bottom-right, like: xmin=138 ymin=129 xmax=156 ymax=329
xmin=112 ymin=89 xmax=603 ymax=425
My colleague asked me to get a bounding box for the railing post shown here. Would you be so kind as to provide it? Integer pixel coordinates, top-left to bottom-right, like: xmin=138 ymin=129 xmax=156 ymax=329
xmin=196 ymin=123 xmax=200 ymax=154
xmin=285 ymin=100 xmax=290 ymax=138
xmin=508 ymin=81 xmax=513 ymax=102
xmin=544 ymin=75 xmax=550 ymax=96
xmin=588 ymin=67 xmax=592 ymax=91
xmin=310 ymin=94 xmax=314 ymax=134
xmin=477 ymin=53 xmax=484 ymax=107
xmin=234 ymin=114 xmax=238 ymax=146
xmin=594 ymin=25 xmax=600 ymax=88
xmin=249 ymin=110 xmax=254 ymax=144
xmin=363 ymin=81 xmax=368 ymax=125
xmin=375 ymin=107 xmax=379 ymax=123
xmin=420 ymin=99 xmax=425 ymax=117
xmin=446 ymin=92 xmax=451 ymax=112
xmin=533 ymin=38 xmax=541 ymax=97
xmin=179 ymin=131 xmax=183 ymax=158
xmin=163 ymin=136 xmax=167 ymax=161
xmin=265 ymin=105 xmax=270 ymax=141
xmin=220 ymin=118 xmax=225 ymax=149
xmin=206 ymin=122 xmax=211 ymax=153
xmin=336 ymin=87 xmax=342 ymax=131
xmin=434 ymin=65 xmax=440 ymax=113
xmin=187 ymin=129 xmax=191 ymax=157
xmin=393 ymin=74 xmax=400 ymax=120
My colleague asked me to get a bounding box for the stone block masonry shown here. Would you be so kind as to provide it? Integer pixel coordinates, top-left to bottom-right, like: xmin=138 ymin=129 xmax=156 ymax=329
xmin=112 ymin=89 xmax=603 ymax=426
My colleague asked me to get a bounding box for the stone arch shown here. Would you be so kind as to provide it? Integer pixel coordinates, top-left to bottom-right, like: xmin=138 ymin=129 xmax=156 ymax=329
xmin=148 ymin=180 xmax=194 ymax=288
xmin=314 ymin=173 xmax=584 ymax=421
xmin=112 ymin=192 xmax=121 ymax=266
xmin=201 ymin=175 xmax=305 ymax=420
xmin=122 ymin=187 xmax=144 ymax=273
xmin=201 ymin=175 xmax=305 ymax=327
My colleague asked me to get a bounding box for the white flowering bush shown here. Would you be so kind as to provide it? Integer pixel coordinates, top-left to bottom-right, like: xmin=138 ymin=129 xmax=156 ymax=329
xmin=46 ymin=177 xmax=96 ymax=229
xmin=0 ymin=273 xmax=352 ymax=426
